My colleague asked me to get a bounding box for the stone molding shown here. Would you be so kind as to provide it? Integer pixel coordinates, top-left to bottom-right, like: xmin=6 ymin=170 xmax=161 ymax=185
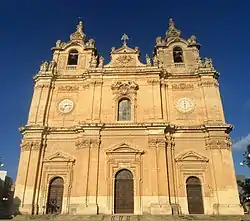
xmin=148 ymin=138 xmax=166 ymax=148
xmin=198 ymin=81 xmax=219 ymax=88
xmin=58 ymin=85 xmax=79 ymax=92
xmin=20 ymin=140 xmax=42 ymax=151
xmin=147 ymin=79 xmax=160 ymax=85
xmin=75 ymin=138 xmax=100 ymax=150
xmin=111 ymin=81 xmax=138 ymax=95
xmin=43 ymin=151 xmax=75 ymax=162
xmin=175 ymin=150 xmax=209 ymax=162
xmin=205 ymin=138 xmax=232 ymax=150
xmin=172 ymin=83 xmax=194 ymax=90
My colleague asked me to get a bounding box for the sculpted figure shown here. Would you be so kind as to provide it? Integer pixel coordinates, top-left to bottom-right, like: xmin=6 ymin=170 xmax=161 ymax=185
xmin=153 ymin=55 xmax=159 ymax=66
xmin=56 ymin=40 xmax=61 ymax=48
xmin=87 ymin=38 xmax=95 ymax=48
xmin=146 ymin=54 xmax=151 ymax=66
xmin=90 ymin=54 xmax=98 ymax=67
xmin=187 ymin=35 xmax=197 ymax=45
xmin=98 ymin=56 xmax=104 ymax=68
xmin=40 ymin=61 xmax=49 ymax=72
xmin=156 ymin=36 xmax=162 ymax=45
xmin=204 ymin=57 xmax=213 ymax=68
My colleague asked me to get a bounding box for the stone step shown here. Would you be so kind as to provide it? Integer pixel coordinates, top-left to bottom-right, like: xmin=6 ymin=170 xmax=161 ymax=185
xmin=11 ymin=215 xmax=250 ymax=221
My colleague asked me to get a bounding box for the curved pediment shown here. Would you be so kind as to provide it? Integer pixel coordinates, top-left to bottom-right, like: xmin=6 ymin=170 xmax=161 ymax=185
xmin=175 ymin=151 xmax=208 ymax=162
xmin=106 ymin=142 xmax=144 ymax=154
xmin=44 ymin=151 xmax=75 ymax=162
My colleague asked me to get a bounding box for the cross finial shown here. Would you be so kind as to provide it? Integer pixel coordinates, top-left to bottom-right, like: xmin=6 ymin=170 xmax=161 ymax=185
xmin=121 ymin=33 xmax=129 ymax=46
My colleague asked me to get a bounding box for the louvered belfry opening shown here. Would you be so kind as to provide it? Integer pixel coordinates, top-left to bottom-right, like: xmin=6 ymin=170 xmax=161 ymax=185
xmin=114 ymin=169 xmax=134 ymax=214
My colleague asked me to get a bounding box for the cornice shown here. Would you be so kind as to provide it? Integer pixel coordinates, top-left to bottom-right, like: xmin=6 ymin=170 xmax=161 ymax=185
xmin=19 ymin=123 xmax=232 ymax=135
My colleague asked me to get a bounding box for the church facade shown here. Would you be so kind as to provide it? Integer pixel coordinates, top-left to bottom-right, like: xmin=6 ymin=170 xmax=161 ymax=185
xmin=14 ymin=19 xmax=243 ymax=216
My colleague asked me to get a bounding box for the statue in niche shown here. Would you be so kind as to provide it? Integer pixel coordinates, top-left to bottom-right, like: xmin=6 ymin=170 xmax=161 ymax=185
xmin=146 ymin=54 xmax=151 ymax=66
xmin=98 ymin=56 xmax=104 ymax=68
xmin=40 ymin=61 xmax=49 ymax=72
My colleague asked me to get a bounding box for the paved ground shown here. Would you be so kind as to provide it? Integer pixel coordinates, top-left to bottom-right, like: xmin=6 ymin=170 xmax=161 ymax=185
xmin=0 ymin=215 xmax=249 ymax=221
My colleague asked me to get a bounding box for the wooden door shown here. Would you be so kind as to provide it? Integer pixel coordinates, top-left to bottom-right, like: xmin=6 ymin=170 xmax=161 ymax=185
xmin=186 ymin=176 xmax=204 ymax=214
xmin=46 ymin=177 xmax=64 ymax=214
xmin=114 ymin=169 xmax=134 ymax=214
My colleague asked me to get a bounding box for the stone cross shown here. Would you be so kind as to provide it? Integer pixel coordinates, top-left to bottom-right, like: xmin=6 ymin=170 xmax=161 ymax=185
xmin=121 ymin=33 xmax=129 ymax=46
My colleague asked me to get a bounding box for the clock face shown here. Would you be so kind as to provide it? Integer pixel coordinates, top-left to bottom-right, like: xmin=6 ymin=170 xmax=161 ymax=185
xmin=176 ymin=98 xmax=195 ymax=113
xmin=58 ymin=99 xmax=74 ymax=113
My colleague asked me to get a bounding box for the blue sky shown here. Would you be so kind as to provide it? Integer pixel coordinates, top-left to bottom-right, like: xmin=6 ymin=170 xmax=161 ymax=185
xmin=1 ymin=0 xmax=250 ymax=180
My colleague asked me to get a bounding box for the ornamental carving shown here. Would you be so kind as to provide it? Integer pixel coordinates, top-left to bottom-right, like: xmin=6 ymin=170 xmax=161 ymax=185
xmin=148 ymin=138 xmax=166 ymax=148
xmin=205 ymin=138 xmax=231 ymax=150
xmin=116 ymin=55 xmax=133 ymax=65
xmin=58 ymin=85 xmax=79 ymax=92
xmin=20 ymin=141 xmax=41 ymax=151
xmin=198 ymin=81 xmax=219 ymax=87
xmin=76 ymin=138 xmax=100 ymax=150
xmin=172 ymin=83 xmax=194 ymax=90
xmin=147 ymin=79 xmax=160 ymax=85
xmin=111 ymin=81 xmax=139 ymax=95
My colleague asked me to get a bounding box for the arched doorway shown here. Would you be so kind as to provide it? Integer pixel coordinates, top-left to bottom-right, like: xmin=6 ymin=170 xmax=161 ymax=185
xmin=114 ymin=169 xmax=134 ymax=214
xmin=46 ymin=177 xmax=64 ymax=214
xmin=186 ymin=176 xmax=204 ymax=214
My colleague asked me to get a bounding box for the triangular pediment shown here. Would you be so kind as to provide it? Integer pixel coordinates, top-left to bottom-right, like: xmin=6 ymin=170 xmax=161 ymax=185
xmin=44 ymin=151 xmax=75 ymax=162
xmin=175 ymin=151 xmax=208 ymax=162
xmin=112 ymin=44 xmax=138 ymax=54
xmin=106 ymin=142 xmax=143 ymax=154
xmin=105 ymin=44 xmax=146 ymax=68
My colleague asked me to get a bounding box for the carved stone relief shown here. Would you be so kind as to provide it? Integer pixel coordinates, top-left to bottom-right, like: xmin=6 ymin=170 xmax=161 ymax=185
xmin=172 ymin=83 xmax=194 ymax=90
xmin=116 ymin=55 xmax=133 ymax=65
xmin=20 ymin=141 xmax=41 ymax=151
xmin=148 ymin=138 xmax=166 ymax=148
xmin=58 ymin=85 xmax=79 ymax=92
xmin=111 ymin=81 xmax=139 ymax=95
xmin=75 ymin=138 xmax=100 ymax=150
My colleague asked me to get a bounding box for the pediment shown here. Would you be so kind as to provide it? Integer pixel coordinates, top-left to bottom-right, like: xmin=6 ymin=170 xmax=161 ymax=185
xmin=106 ymin=142 xmax=143 ymax=154
xmin=44 ymin=151 xmax=75 ymax=162
xmin=175 ymin=151 xmax=208 ymax=162
xmin=105 ymin=44 xmax=146 ymax=68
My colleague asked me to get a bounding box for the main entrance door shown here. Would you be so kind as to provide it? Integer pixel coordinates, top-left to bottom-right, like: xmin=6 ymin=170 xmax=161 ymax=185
xmin=114 ymin=169 xmax=134 ymax=214
xmin=46 ymin=177 xmax=64 ymax=214
xmin=186 ymin=176 xmax=204 ymax=214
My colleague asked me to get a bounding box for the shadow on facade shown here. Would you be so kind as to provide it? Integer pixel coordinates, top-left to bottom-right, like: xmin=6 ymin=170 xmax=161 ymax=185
xmin=0 ymin=177 xmax=18 ymax=219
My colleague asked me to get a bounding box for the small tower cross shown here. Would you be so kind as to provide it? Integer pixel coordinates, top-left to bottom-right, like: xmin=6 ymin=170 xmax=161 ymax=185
xmin=121 ymin=33 xmax=129 ymax=46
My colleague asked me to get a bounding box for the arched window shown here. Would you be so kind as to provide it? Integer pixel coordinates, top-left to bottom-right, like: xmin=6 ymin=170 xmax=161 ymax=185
xmin=46 ymin=177 xmax=64 ymax=214
xmin=67 ymin=49 xmax=78 ymax=65
xmin=173 ymin=47 xmax=184 ymax=63
xmin=186 ymin=176 xmax=204 ymax=214
xmin=118 ymin=98 xmax=131 ymax=121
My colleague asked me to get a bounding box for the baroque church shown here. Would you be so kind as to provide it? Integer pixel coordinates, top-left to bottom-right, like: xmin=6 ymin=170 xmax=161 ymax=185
xmin=14 ymin=19 xmax=243 ymax=216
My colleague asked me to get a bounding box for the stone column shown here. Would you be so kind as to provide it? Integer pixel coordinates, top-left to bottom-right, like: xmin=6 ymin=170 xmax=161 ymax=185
xmin=160 ymin=79 xmax=168 ymax=121
xmin=14 ymin=139 xmax=43 ymax=215
xmin=92 ymin=81 xmax=103 ymax=122
xmin=207 ymin=131 xmax=243 ymax=215
xmin=148 ymin=136 xmax=172 ymax=215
